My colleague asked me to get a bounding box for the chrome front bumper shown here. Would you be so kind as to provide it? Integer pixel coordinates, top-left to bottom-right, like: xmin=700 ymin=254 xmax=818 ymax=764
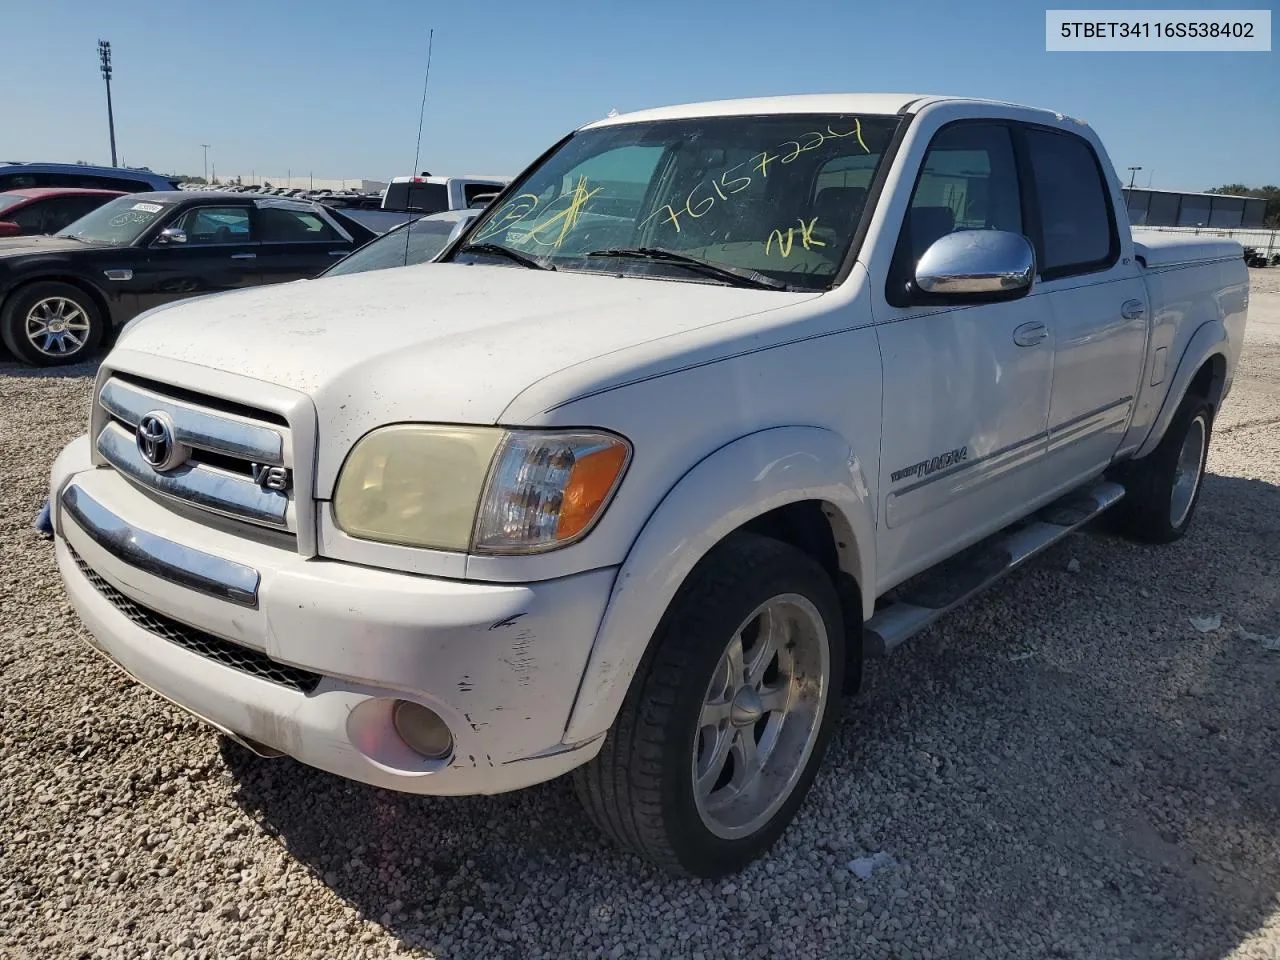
xmin=61 ymin=483 xmax=260 ymax=607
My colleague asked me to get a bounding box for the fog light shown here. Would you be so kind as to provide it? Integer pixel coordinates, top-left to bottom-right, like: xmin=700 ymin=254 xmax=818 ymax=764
xmin=392 ymin=700 xmax=454 ymax=760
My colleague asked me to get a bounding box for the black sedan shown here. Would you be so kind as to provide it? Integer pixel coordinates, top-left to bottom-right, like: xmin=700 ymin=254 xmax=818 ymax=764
xmin=0 ymin=191 xmax=375 ymax=365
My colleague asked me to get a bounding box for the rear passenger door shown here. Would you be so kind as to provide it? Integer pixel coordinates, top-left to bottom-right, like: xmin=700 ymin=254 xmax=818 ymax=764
xmin=874 ymin=122 xmax=1055 ymax=586
xmin=1018 ymin=125 xmax=1147 ymax=496
xmin=254 ymin=204 xmax=356 ymax=284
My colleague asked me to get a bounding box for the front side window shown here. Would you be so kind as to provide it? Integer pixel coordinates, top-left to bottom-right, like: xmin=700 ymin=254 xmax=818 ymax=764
xmin=456 ymin=113 xmax=902 ymax=291
xmin=898 ymin=122 xmax=1023 ymax=268
xmin=57 ymin=195 xmax=175 ymax=245
xmin=169 ymin=206 xmax=253 ymax=244
xmin=1023 ymin=128 xmax=1116 ymax=276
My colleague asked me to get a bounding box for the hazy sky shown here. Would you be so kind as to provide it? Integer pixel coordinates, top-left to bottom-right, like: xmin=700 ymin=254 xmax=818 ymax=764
xmin=6 ymin=0 xmax=1277 ymax=190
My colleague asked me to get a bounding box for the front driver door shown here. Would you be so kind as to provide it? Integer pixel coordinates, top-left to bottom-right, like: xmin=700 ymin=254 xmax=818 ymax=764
xmin=133 ymin=204 xmax=261 ymax=314
xmin=874 ymin=121 xmax=1054 ymax=587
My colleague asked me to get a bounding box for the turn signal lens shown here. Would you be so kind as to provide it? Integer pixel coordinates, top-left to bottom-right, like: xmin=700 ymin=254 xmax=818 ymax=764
xmin=473 ymin=431 xmax=631 ymax=554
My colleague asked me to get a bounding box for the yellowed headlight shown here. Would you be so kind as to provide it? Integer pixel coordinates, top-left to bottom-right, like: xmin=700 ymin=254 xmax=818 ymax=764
xmin=333 ymin=425 xmax=502 ymax=550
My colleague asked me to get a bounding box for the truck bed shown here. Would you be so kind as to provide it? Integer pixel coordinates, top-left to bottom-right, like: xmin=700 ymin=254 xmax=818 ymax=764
xmin=1132 ymin=231 xmax=1243 ymax=268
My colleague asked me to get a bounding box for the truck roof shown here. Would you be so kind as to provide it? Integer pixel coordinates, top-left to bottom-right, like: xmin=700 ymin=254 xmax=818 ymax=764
xmin=582 ymin=93 xmax=1067 ymax=128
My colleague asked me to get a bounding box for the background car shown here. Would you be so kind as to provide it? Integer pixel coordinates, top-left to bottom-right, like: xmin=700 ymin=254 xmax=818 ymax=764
xmin=320 ymin=208 xmax=478 ymax=279
xmin=0 ymin=162 xmax=179 ymax=193
xmin=0 ymin=191 xmax=375 ymax=365
xmin=0 ymin=188 xmax=124 ymax=237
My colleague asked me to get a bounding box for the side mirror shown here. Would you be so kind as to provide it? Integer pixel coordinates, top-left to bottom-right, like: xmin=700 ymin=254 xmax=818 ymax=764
xmin=0 ymin=221 xmax=20 ymax=237
xmin=155 ymin=227 xmax=187 ymax=245
xmin=913 ymin=230 xmax=1035 ymax=301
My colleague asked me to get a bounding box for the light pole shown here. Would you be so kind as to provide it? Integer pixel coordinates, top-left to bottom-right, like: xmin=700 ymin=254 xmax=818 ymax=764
xmin=1127 ymin=166 xmax=1142 ymax=190
xmin=200 ymin=144 xmax=210 ymax=184
xmin=98 ymin=40 xmax=118 ymax=167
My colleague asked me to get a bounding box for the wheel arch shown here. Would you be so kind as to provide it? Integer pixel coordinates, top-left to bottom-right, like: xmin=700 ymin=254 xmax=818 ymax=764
xmin=562 ymin=425 xmax=876 ymax=744
xmin=1133 ymin=322 xmax=1229 ymax=460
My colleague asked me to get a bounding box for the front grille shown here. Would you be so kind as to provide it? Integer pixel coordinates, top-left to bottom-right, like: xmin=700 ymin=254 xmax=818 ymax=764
xmin=95 ymin=375 xmax=296 ymax=536
xmin=72 ymin=549 xmax=322 ymax=694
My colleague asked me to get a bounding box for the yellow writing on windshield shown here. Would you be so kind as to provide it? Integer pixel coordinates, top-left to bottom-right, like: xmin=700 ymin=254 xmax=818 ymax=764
xmin=765 ymin=227 xmax=793 ymax=258
xmin=475 ymin=193 xmax=540 ymax=242
xmin=526 ymin=177 xmax=602 ymax=249
xmin=766 ymin=218 xmax=826 ymax=258
xmin=644 ymin=119 xmax=873 ymax=236
xmin=640 ymin=204 xmax=683 ymax=233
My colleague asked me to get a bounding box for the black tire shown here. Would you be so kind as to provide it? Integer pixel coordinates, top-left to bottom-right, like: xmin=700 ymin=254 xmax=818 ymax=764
xmin=1 ymin=281 xmax=104 ymax=366
xmin=1111 ymin=392 xmax=1213 ymax=544
xmin=573 ymin=532 xmax=845 ymax=877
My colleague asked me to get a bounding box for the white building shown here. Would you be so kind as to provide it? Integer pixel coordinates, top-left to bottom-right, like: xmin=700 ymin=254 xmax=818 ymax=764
xmin=216 ymin=174 xmax=388 ymax=192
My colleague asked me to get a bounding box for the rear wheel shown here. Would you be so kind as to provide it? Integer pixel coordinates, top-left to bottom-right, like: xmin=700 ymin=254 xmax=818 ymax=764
xmin=574 ymin=533 xmax=845 ymax=876
xmin=1 ymin=281 xmax=104 ymax=366
xmin=1111 ymin=391 xmax=1213 ymax=543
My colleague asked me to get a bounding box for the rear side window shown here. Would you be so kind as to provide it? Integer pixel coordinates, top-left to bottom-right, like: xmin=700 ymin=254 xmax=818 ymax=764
xmin=258 ymin=207 xmax=339 ymax=242
xmin=1022 ymin=128 xmax=1117 ymax=277
xmin=40 ymin=196 xmax=114 ymax=234
xmin=9 ymin=201 xmax=48 ymax=233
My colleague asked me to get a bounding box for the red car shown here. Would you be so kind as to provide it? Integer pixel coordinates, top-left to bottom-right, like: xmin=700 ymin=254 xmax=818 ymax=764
xmin=0 ymin=188 xmax=125 ymax=237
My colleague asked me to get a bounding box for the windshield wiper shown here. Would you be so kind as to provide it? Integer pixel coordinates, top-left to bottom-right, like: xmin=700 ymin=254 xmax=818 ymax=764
xmin=458 ymin=242 xmax=554 ymax=271
xmin=585 ymin=247 xmax=789 ymax=291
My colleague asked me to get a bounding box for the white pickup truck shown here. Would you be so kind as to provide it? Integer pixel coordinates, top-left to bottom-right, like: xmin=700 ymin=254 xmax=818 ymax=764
xmin=49 ymin=94 xmax=1248 ymax=877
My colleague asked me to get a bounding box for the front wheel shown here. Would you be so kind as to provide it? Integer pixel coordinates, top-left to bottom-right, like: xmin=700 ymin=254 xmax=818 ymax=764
xmin=1111 ymin=392 xmax=1213 ymax=543
xmin=573 ymin=533 xmax=845 ymax=876
xmin=1 ymin=281 xmax=104 ymax=366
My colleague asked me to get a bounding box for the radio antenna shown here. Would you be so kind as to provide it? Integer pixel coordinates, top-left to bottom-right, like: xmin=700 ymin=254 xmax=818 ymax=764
xmin=405 ymin=27 xmax=434 ymax=265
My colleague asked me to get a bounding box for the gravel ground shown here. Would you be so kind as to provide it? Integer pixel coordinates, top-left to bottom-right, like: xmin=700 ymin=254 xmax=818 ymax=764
xmin=2 ymin=273 xmax=1278 ymax=960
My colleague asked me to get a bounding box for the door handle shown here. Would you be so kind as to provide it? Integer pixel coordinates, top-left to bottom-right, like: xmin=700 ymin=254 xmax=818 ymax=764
xmin=329 ymin=250 xmax=348 ymax=256
xmin=1121 ymin=299 xmax=1145 ymax=319
xmin=230 ymin=252 xmax=257 ymax=260
xmin=1012 ymin=321 xmax=1048 ymax=347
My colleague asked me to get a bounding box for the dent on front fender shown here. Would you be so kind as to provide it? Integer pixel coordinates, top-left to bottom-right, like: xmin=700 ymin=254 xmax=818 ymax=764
xmin=561 ymin=426 xmax=876 ymax=744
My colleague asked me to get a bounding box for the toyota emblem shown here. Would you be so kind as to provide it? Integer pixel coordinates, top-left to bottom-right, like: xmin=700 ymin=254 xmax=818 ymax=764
xmin=135 ymin=411 xmax=187 ymax=472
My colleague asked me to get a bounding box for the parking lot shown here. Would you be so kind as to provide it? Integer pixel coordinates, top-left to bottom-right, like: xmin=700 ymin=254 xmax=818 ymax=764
xmin=0 ymin=272 xmax=1277 ymax=960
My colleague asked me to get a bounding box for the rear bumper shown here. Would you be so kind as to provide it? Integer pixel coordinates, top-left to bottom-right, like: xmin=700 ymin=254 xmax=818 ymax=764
xmin=51 ymin=436 xmax=613 ymax=795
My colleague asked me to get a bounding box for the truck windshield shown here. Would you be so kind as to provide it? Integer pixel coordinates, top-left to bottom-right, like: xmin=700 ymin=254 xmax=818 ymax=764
xmin=56 ymin=195 xmax=173 ymax=246
xmin=454 ymin=113 xmax=900 ymax=291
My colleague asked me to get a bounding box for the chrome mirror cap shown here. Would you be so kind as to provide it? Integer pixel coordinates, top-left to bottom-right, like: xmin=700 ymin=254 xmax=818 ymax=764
xmin=156 ymin=227 xmax=187 ymax=245
xmin=914 ymin=230 xmax=1035 ymax=297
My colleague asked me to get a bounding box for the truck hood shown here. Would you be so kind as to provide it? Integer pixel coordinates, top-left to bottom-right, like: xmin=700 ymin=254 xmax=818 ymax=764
xmin=118 ymin=260 xmax=817 ymax=431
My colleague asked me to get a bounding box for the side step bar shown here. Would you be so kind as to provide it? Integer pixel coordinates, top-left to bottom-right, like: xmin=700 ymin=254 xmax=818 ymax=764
xmin=864 ymin=480 xmax=1125 ymax=657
